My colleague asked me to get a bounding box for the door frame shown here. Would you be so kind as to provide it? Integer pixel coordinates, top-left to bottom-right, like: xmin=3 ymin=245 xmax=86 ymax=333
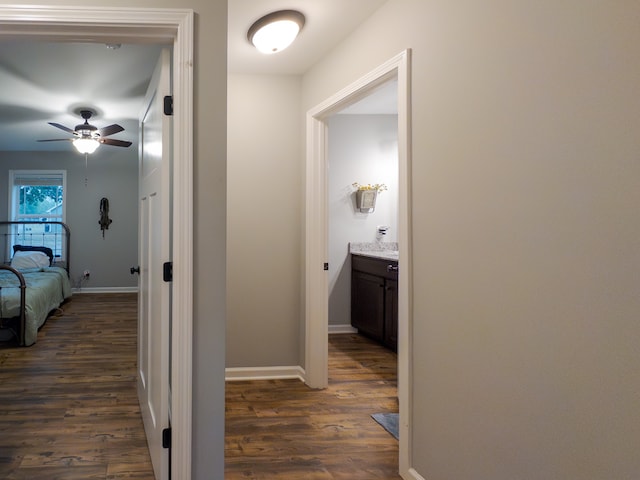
xmin=0 ymin=6 xmax=194 ymax=479
xmin=304 ymin=49 xmax=412 ymax=476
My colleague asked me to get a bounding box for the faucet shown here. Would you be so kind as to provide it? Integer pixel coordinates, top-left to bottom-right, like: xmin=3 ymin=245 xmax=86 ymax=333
xmin=376 ymin=225 xmax=389 ymax=241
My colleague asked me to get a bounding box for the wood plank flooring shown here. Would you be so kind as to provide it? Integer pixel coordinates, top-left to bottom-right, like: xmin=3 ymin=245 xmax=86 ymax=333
xmin=0 ymin=293 xmax=154 ymax=480
xmin=225 ymin=333 xmax=401 ymax=479
xmin=1 ymin=293 xmax=400 ymax=479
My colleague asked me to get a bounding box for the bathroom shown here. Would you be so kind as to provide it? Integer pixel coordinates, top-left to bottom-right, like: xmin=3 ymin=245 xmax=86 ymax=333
xmin=327 ymin=84 xmax=399 ymax=339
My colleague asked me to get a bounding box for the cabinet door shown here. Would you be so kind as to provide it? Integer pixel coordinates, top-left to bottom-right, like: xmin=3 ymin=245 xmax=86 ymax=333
xmin=351 ymin=271 xmax=385 ymax=342
xmin=384 ymin=278 xmax=398 ymax=351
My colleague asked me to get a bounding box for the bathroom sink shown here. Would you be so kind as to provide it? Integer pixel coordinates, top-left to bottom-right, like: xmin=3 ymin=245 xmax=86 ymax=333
xmin=349 ymin=242 xmax=399 ymax=260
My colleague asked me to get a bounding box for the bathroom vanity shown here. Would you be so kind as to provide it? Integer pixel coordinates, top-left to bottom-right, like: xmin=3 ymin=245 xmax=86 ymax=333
xmin=350 ymin=243 xmax=398 ymax=351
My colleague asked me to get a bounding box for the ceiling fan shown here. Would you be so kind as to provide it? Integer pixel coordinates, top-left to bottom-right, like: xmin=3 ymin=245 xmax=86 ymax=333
xmin=38 ymin=109 xmax=132 ymax=154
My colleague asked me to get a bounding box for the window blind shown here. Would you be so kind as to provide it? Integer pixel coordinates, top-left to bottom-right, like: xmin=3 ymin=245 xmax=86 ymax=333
xmin=12 ymin=172 xmax=64 ymax=186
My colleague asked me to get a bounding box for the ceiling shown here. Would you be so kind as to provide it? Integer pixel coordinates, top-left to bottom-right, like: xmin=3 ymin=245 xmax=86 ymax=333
xmin=0 ymin=41 xmax=163 ymax=152
xmin=0 ymin=0 xmax=392 ymax=152
xmin=228 ymin=0 xmax=387 ymax=75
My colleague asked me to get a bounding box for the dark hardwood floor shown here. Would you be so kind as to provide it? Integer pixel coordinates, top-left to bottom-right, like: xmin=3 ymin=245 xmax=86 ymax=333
xmin=1 ymin=293 xmax=400 ymax=479
xmin=0 ymin=293 xmax=154 ymax=480
xmin=225 ymin=333 xmax=400 ymax=479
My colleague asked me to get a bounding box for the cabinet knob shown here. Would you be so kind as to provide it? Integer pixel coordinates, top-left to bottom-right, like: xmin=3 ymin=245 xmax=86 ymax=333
xmin=387 ymin=264 xmax=399 ymax=272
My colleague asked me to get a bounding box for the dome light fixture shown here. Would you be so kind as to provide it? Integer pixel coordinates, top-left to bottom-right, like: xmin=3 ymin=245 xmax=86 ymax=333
xmin=247 ymin=10 xmax=305 ymax=54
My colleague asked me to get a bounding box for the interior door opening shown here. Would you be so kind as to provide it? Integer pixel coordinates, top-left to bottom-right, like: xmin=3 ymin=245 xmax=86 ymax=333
xmin=326 ymin=90 xmax=400 ymax=472
xmin=326 ymin=79 xmax=399 ymax=343
xmin=0 ymin=6 xmax=195 ymax=479
xmin=305 ymin=49 xmax=411 ymax=477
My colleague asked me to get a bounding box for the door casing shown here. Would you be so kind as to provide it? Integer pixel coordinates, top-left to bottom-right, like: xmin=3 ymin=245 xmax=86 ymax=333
xmin=304 ymin=49 xmax=412 ymax=477
xmin=0 ymin=6 xmax=195 ymax=479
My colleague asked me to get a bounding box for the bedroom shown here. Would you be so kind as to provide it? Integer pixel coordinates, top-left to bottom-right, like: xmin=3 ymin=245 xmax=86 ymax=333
xmin=0 ymin=42 xmax=162 ymax=300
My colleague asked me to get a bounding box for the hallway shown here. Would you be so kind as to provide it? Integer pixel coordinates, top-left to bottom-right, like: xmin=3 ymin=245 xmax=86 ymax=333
xmin=225 ymin=333 xmax=400 ymax=479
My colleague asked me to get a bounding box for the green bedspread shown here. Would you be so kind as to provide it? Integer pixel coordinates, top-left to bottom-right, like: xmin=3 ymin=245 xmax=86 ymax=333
xmin=0 ymin=266 xmax=72 ymax=346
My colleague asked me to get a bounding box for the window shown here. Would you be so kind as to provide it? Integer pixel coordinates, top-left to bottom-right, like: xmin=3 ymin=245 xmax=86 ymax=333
xmin=8 ymin=170 xmax=66 ymax=258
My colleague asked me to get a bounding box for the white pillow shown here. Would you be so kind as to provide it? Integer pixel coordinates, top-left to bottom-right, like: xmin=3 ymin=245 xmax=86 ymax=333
xmin=11 ymin=250 xmax=51 ymax=269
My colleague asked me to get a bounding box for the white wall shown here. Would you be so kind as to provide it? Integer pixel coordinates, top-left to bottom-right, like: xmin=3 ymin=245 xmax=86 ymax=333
xmin=226 ymin=73 xmax=302 ymax=367
xmin=303 ymin=0 xmax=640 ymax=478
xmin=328 ymin=114 xmax=398 ymax=327
xmin=0 ymin=149 xmax=138 ymax=289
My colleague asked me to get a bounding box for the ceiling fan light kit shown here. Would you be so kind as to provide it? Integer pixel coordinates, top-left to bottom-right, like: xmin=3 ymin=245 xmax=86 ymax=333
xmin=73 ymin=137 xmax=100 ymax=154
xmin=38 ymin=108 xmax=132 ymax=154
xmin=247 ymin=10 xmax=305 ymax=54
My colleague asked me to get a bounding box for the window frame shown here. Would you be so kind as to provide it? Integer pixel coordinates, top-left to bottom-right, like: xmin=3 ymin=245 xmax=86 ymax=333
xmin=7 ymin=169 xmax=67 ymax=260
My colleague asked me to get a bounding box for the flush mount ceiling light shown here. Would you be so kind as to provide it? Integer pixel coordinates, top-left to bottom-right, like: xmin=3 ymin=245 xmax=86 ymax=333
xmin=247 ymin=10 xmax=305 ymax=54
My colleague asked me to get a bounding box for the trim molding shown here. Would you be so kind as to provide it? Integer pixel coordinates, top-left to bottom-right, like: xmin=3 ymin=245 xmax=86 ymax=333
xmin=408 ymin=468 xmax=426 ymax=480
xmin=72 ymin=287 xmax=138 ymax=294
xmin=225 ymin=366 xmax=305 ymax=382
xmin=0 ymin=7 xmax=195 ymax=479
xmin=328 ymin=324 xmax=357 ymax=334
xmin=168 ymin=11 xmax=195 ymax=480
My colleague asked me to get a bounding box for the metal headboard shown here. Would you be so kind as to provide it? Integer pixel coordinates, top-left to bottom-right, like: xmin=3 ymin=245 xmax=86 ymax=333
xmin=0 ymin=221 xmax=71 ymax=275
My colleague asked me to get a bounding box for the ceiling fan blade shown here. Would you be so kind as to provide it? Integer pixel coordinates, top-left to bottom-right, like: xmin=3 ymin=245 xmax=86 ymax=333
xmin=101 ymin=138 xmax=132 ymax=148
xmin=37 ymin=138 xmax=73 ymax=142
xmin=48 ymin=122 xmax=76 ymax=134
xmin=98 ymin=124 xmax=125 ymax=137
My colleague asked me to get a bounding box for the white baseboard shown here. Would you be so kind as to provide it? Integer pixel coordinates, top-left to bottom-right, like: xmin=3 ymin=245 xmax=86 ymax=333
xmin=406 ymin=468 xmax=426 ymax=480
xmin=225 ymin=366 xmax=305 ymax=382
xmin=328 ymin=324 xmax=357 ymax=334
xmin=72 ymin=287 xmax=138 ymax=294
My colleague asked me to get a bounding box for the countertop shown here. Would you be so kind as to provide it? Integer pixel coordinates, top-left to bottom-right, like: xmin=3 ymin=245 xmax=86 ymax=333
xmin=349 ymin=242 xmax=398 ymax=261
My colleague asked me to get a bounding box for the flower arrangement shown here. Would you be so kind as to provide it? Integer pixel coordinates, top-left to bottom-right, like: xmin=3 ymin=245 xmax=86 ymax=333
xmin=352 ymin=182 xmax=386 ymax=212
xmin=352 ymin=182 xmax=387 ymax=193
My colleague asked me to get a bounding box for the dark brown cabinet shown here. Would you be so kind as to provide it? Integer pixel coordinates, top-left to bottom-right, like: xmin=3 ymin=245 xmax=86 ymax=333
xmin=351 ymin=254 xmax=398 ymax=351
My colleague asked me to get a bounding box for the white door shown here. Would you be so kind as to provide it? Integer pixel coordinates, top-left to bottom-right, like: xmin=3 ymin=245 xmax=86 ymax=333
xmin=138 ymin=48 xmax=172 ymax=480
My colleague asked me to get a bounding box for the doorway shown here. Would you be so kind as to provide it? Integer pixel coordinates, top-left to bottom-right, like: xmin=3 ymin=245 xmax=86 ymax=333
xmin=0 ymin=6 xmax=194 ymax=478
xmin=326 ymin=81 xmax=399 ymax=334
xmin=304 ymin=49 xmax=412 ymax=476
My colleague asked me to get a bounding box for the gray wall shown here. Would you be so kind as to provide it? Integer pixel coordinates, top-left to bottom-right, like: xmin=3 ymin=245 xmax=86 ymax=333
xmin=226 ymin=73 xmax=302 ymax=368
xmin=0 ymin=149 xmax=138 ymax=289
xmin=327 ymin=114 xmax=398 ymax=327
xmin=303 ymin=1 xmax=640 ymax=478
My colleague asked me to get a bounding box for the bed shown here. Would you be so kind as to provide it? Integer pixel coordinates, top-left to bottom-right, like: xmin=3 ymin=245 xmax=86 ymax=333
xmin=0 ymin=221 xmax=72 ymax=346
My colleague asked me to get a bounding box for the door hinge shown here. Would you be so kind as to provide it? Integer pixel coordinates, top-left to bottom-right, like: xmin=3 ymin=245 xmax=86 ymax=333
xmin=163 ymin=261 xmax=173 ymax=282
xmin=163 ymin=95 xmax=173 ymax=116
xmin=162 ymin=427 xmax=171 ymax=449
xmin=323 ymin=263 xmax=329 ymax=271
